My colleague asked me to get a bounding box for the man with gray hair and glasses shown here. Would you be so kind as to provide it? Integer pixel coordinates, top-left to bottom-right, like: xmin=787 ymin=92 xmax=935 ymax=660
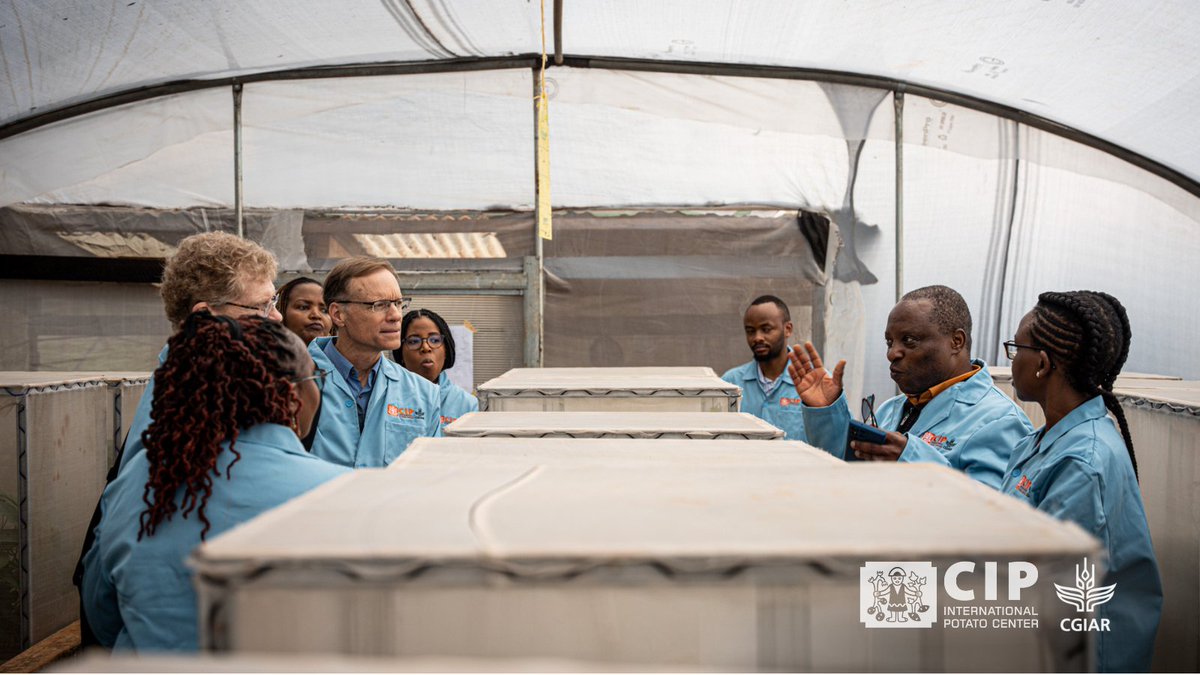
xmin=118 ymin=231 xmax=284 ymax=472
xmin=307 ymin=256 xmax=443 ymax=467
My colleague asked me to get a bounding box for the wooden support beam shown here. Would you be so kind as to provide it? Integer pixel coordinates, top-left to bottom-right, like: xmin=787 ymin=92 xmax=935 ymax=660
xmin=0 ymin=621 xmax=81 ymax=673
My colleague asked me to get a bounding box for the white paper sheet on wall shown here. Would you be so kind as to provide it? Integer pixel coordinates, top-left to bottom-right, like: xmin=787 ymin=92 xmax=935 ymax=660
xmin=444 ymin=324 xmax=474 ymax=393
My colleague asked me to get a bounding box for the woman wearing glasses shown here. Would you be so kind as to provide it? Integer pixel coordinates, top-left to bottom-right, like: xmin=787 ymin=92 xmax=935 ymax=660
xmin=81 ymin=312 xmax=349 ymax=651
xmin=395 ymin=309 xmax=478 ymax=425
xmin=1003 ymin=291 xmax=1160 ymax=672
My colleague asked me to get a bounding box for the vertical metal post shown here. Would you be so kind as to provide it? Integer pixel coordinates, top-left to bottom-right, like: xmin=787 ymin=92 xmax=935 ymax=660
xmin=525 ymin=72 xmax=545 ymax=368
xmin=536 ymin=225 xmax=544 ymax=360
xmin=893 ymin=90 xmax=905 ymax=302
xmin=523 ymin=256 xmax=543 ymax=368
xmin=111 ymin=383 xmax=122 ymax=467
xmin=15 ymin=393 xmax=30 ymax=650
xmin=233 ymin=83 xmax=244 ymax=238
xmin=553 ymin=0 xmax=564 ymax=65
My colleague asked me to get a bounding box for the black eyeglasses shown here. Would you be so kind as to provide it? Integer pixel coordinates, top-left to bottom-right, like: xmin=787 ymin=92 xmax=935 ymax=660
xmin=861 ymin=394 xmax=878 ymax=427
xmin=403 ymin=334 xmax=444 ymax=351
xmin=1002 ymin=341 xmax=1042 ymax=360
xmin=217 ymin=292 xmax=281 ymax=318
xmin=291 ymin=368 xmax=329 ymax=387
xmin=331 ymin=297 xmax=412 ymax=313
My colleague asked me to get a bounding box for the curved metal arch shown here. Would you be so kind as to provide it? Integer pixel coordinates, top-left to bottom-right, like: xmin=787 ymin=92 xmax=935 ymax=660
xmin=3 ymin=53 xmax=1198 ymax=201
xmin=0 ymin=56 xmax=539 ymax=141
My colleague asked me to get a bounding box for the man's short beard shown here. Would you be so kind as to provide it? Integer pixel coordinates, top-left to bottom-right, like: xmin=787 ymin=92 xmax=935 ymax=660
xmin=753 ymin=342 xmax=784 ymax=363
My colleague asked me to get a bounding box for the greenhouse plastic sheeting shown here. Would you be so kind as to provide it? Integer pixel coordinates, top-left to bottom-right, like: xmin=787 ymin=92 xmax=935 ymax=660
xmin=1 ymin=89 xmax=235 ymax=209
xmin=4 ymin=2 xmax=1200 ymax=391
xmin=549 ymin=68 xmax=885 ymax=209
xmin=477 ymin=367 xmax=741 ymax=413
xmin=0 ymin=373 xmax=148 ymax=659
xmin=542 ymin=209 xmax=823 ymax=376
xmin=444 ymin=411 xmax=783 ymax=440
xmin=0 ymin=205 xmax=307 ymax=269
xmin=241 ymin=71 xmax=533 ymax=210
xmin=0 ymin=2 xmax=541 ymax=125
xmin=192 ymin=462 xmax=1096 ymax=670
xmin=6 ymin=2 xmax=1200 ymax=187
xmin=5 ymin=64 xmax=1199 ymax=385
xmin=887 ymin=96 xmax=1200 ymax=382
xmin=0 ymin=280 xmax=172 ymax=372
xmin=1 ymin=71 xmax=535 ymax=211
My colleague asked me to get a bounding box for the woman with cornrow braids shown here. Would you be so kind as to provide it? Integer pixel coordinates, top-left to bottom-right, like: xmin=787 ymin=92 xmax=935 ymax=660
xmin=1002 ymin=291 xmax=1161 ymax=672
xmin=81 ymin=312 xmax=350 ymax=651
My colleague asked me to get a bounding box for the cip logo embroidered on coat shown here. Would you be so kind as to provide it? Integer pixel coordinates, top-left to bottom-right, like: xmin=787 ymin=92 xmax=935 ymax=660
xmin=387 ymin=404 xmax=425 ymax=420
xmin=1014 ymin=475 xmax=1033 ymax=495
xmin=920 ymin=431 xmax=957 ymax=451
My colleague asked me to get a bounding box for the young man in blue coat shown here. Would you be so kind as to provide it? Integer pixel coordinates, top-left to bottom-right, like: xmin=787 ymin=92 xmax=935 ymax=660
xmin=721 ymin=295 xmax=807 ymax=441
xmin=789 ymin=285 xmax=1031 ymax=489
xmin=308 ymin=257 xmax=443 ymax=467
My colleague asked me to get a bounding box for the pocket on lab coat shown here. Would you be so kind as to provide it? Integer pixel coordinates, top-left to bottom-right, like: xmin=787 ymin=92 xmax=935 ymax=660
xmin=384 ymin=417 xmax=424 ymax=464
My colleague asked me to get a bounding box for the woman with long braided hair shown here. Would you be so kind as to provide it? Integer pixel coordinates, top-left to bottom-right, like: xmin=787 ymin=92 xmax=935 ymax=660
xmin=1003 ymin=291 xmax=1161 ymax=672
xmin=81 ymin=312 xmax=350 ymax=651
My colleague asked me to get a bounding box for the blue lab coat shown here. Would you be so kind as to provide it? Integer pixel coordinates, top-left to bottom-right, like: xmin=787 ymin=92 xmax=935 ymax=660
xmin=308 ymin=337 xmax=442 ymax=467
xmin=81 ymin=423 xmax=350 ymax=651
xmin=1002 ymin=396 xmax=1162 ymax=672
xmin=436 ymin=371 xmax=479 ymax=425
xmin=721 ymin=359 xmax=807 ymax=441
xmin=801 ymin=360 xmax=1032 ymax=489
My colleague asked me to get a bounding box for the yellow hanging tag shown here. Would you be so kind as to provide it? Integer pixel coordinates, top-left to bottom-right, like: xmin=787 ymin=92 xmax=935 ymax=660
xmin=536 ymin=93 xmax=552 ymax=240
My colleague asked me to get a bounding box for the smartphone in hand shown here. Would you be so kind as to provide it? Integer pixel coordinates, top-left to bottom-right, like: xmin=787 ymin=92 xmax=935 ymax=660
xmin=845 ymin=420 xmax=887 ymax=461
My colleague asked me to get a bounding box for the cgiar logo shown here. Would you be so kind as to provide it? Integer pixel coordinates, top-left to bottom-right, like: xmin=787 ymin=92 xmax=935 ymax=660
xmin=1055 ymin=558 xmax=1116 ymax=613
xmin=1055 ymin=558 xmax=1116 ymax=633
xmin=861 ymin=562 xmax=937 ymax=628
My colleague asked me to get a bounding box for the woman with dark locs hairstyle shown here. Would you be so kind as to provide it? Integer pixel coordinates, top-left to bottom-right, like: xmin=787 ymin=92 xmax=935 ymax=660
xmin=1002 ymin=290 xmax=1161 ymax=672
xmin=81 ymin=312 xmax=350 ymax=652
